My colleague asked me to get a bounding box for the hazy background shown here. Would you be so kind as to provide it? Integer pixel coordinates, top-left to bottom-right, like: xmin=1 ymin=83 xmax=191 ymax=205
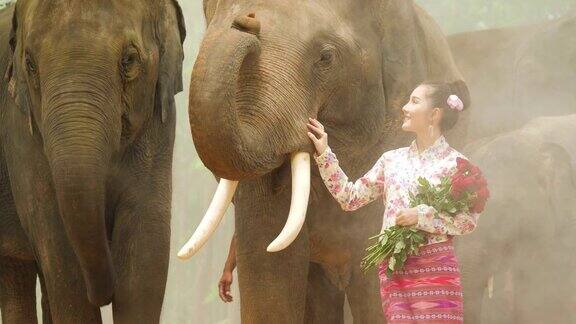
xmin=163 ymin=1 xmax=575 ymax=323
xmin=0 ymin=0 xmax=573 ymax=323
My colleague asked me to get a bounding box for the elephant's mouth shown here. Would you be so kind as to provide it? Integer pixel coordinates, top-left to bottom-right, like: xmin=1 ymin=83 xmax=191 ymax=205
xmin=177 ymin=151 xmax=311 ymax=259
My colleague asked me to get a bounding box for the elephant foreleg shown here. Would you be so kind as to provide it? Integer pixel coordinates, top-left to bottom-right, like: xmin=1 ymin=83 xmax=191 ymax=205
xmin=235 ymin=181 xmax=311 ymax=324
xmin=0 ymin=257 xmax=38 ymax=324
xmin=345 ymin=262 xmax=384 ymax=324
xmin=304 ymin=262 xmax=345 ymax=324
xmin=237 ymin=249 xmax=310 ymax=324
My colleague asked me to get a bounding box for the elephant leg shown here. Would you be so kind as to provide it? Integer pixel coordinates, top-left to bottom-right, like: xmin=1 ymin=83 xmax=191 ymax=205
xmin=455 ymin=238 xmax=490 ymax=324
xmin=0 ymin=257 xmax=38 ymax=324
xmin=461 ymin=272 xmax=486 ymax=324
xmin=237 ymin=250 xmax=310 ymax=324
xmin=4 ymin=172 xmax=101 ymax=321
xmin=345 ymin=263 xmax=384 ymax=324
xmin=110 ymin=178 xmax=171 ymax=323
xmin=235 ymin=178 xmax=311 ymax=324
xmin=304 ymin=263 xmax=345 ymax=324
xmin=512 ymin=252 xmax=554 ymax=324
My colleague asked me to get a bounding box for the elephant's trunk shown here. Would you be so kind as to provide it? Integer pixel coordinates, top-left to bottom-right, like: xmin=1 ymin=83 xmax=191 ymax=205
xmin=189 ymin=28 xmax=285 ymax=180
xmin=43 ymin=74 xmax=120 ymax=306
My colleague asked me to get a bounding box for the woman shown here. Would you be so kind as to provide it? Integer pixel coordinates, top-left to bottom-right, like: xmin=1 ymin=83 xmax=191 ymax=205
xmin=307 ymin=80 xmax=481 ymax=323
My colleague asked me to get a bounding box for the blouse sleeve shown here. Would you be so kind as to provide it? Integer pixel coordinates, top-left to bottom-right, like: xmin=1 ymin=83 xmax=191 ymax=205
xmin=313 ymin=147 xmax=386 ymax=211
xmin=414 ymin=204 xmax=480 ymax=235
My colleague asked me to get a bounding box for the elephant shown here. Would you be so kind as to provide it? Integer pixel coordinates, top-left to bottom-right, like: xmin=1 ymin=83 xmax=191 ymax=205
xmin=177 ymin=0 xmax=467 ymax=322
xmin=455 ymin=114 xmax=576 ymax=324
xmin=447 ymin=12 xmax=576 ymax=145
xmin=446 ymin=14 xmax=576 ymax=323
xmin=0 ymin=1 xmax=185 ymax=323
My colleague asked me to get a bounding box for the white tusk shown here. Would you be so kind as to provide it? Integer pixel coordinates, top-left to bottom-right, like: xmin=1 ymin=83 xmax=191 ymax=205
xmin=267 ymin=152 xmax=311 ymax=252
xmin=177 ymin=179 xmax=239 ymax=260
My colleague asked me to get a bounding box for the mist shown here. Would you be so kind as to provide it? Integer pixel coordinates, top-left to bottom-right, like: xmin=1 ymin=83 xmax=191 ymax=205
xmin=164 ymin=1 xmax=576 ymax=323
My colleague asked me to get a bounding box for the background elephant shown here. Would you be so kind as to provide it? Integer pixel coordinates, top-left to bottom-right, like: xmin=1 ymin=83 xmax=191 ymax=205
xmin=445 ymin=12 xmax=576 ymax=323
xmin=456 ymin=114 xmax=576 ymax=324
xmin=0 ymin=1 xmax=185 ymax=323
xmin=446 ymin=12 xmax=576 ymax=144
xmin=183 ymin=0 xmax=466 ymax=322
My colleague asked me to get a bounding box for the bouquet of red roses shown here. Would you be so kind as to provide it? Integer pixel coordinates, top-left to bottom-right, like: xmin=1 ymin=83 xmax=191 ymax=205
xmin=361 ymin=157 xmax=489 ymax=277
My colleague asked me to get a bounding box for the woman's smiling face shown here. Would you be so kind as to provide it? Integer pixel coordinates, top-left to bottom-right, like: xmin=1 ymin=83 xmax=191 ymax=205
xmin=401 ymin=84 xmax=438 ymax=133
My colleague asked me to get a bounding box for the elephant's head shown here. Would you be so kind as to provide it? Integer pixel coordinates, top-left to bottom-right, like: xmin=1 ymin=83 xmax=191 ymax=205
xmin=513 ymin=13 xmax=576 ymax=118
xmin=5 ymin=0 xmax=185 ymax=306
xmin=178 ymin=0 xmax=464 ymax=257
xmin=459 ymin=115 xmax=576 ymax=321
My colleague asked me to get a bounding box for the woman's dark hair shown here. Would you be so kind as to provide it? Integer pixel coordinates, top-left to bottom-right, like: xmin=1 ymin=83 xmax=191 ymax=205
xmin=419 ymin=79 xmax=471 ymax=132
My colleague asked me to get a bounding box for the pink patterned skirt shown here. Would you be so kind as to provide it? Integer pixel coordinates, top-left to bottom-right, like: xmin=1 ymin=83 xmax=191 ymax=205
xmin=378 ymin=239 xmax=463 ymax=323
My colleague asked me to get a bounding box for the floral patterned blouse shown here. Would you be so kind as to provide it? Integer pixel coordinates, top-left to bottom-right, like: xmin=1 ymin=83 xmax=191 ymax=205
xmin=313 ymin=135 xmax=480 ymax=245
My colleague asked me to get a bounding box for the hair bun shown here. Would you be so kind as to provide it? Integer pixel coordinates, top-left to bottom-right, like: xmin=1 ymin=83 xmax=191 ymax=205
xmin=448 ymin=80 xmax=471 ymax=110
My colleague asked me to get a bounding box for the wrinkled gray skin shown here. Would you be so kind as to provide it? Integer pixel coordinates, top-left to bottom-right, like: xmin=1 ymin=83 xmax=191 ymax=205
xmin=447 ymin=13 xmax=576 ymax=144
xmin=458 ymin=115 xmax=576 ymax=324
xmin=189 ymin=0 xmax=465 ymax=323
xmin=447 ymin=14 xmax=576 ymax=323
xmin=0 ymin=1 xmax=185 ymax=323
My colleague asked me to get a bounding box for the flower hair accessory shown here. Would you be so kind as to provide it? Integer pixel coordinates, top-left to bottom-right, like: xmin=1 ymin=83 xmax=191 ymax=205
xmin=447 ymin=95 xmax=464 ymax=111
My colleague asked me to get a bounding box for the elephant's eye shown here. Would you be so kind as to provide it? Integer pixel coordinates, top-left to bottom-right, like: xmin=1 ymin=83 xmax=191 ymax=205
xmin=121 ymin=46 xmax=142 ymax=81
xmin=319 ymin=49 xmax=334 ymax=63
xmin=25 ymin=52 xmax=37 ymax=75
xmin=321 ymin=52 xmax=332 ymax=62
xmin=316 ymin=45 xmax=336 ymax=68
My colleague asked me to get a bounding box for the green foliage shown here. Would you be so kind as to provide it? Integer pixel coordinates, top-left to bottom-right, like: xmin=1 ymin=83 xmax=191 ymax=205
xmin=408 ymin=176 xmax=473 ymax=215
xmin=362 ymin=176 xmax=475 ymax=276
xmin=0 ymin=0 xmax=15 ymax=9
xmin=362 ymin=227 xmax=426 ymax=277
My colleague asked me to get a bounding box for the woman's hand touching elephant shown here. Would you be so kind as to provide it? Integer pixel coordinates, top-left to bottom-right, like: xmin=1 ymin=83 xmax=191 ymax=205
xmin=395 ymin=207 xmax=419 ymax=226
xmin=307 ymin=117 xmax=329 ymax=156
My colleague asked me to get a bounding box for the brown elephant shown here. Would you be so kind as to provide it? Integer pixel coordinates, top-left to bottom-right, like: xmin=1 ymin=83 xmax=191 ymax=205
xmin=447 ymin=12 xmax=576 ymax=144
xmin=0 ymin=1 xmax=185 ymax=323
xmin=178 ymin=0 xmax=466 ymax=322
xmin=457 ymin=114 xmax=576 ymax=323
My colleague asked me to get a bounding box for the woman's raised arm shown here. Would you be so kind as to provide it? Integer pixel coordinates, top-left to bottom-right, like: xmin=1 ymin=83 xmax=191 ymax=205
xmin=307 ymin=117 xmax=385 ymax=211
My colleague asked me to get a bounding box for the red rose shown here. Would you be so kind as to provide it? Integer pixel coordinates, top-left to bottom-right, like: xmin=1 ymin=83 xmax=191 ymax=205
xmin=450 ymin=158 xmax=490 ymax=211
xmin=470 ymin=198 xmax=487 ymax=213
xmin=476 ymin=186 xmax=490 ymax=199
xmin=469 ymin=180 xmax=490 ymax=213
xmin=456 ymin=157 xmax=471 ymax=171
xmin=475 ymin=176 xmax=487 ymax=188
xmin=450 ymin=177 xmax=465 ymax=199
xmin=451 ymin=172 xmax=479 ymax=195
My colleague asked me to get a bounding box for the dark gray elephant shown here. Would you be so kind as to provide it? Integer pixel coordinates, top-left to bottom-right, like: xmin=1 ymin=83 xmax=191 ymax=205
xmin=456 ymin=114 xmax=576 ymax=324
xmin=177 ymin=0 xmax=467 ymax=323
xmin=447 ymin=12 xmax=576 ymax=145
xmin=0 ymin=1 xmax=185 ymax=323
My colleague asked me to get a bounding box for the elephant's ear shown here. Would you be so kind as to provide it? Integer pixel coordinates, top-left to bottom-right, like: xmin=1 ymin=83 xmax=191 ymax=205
xmin=4 ymin=3 xmax=34 ymax=135
xmin=155 ymin=0 xmax=186 ymax=123
xmin=203 ymin=0 xmax=218 ymax=26
xmin=380 ymin=1 xmax=464 ymax=114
